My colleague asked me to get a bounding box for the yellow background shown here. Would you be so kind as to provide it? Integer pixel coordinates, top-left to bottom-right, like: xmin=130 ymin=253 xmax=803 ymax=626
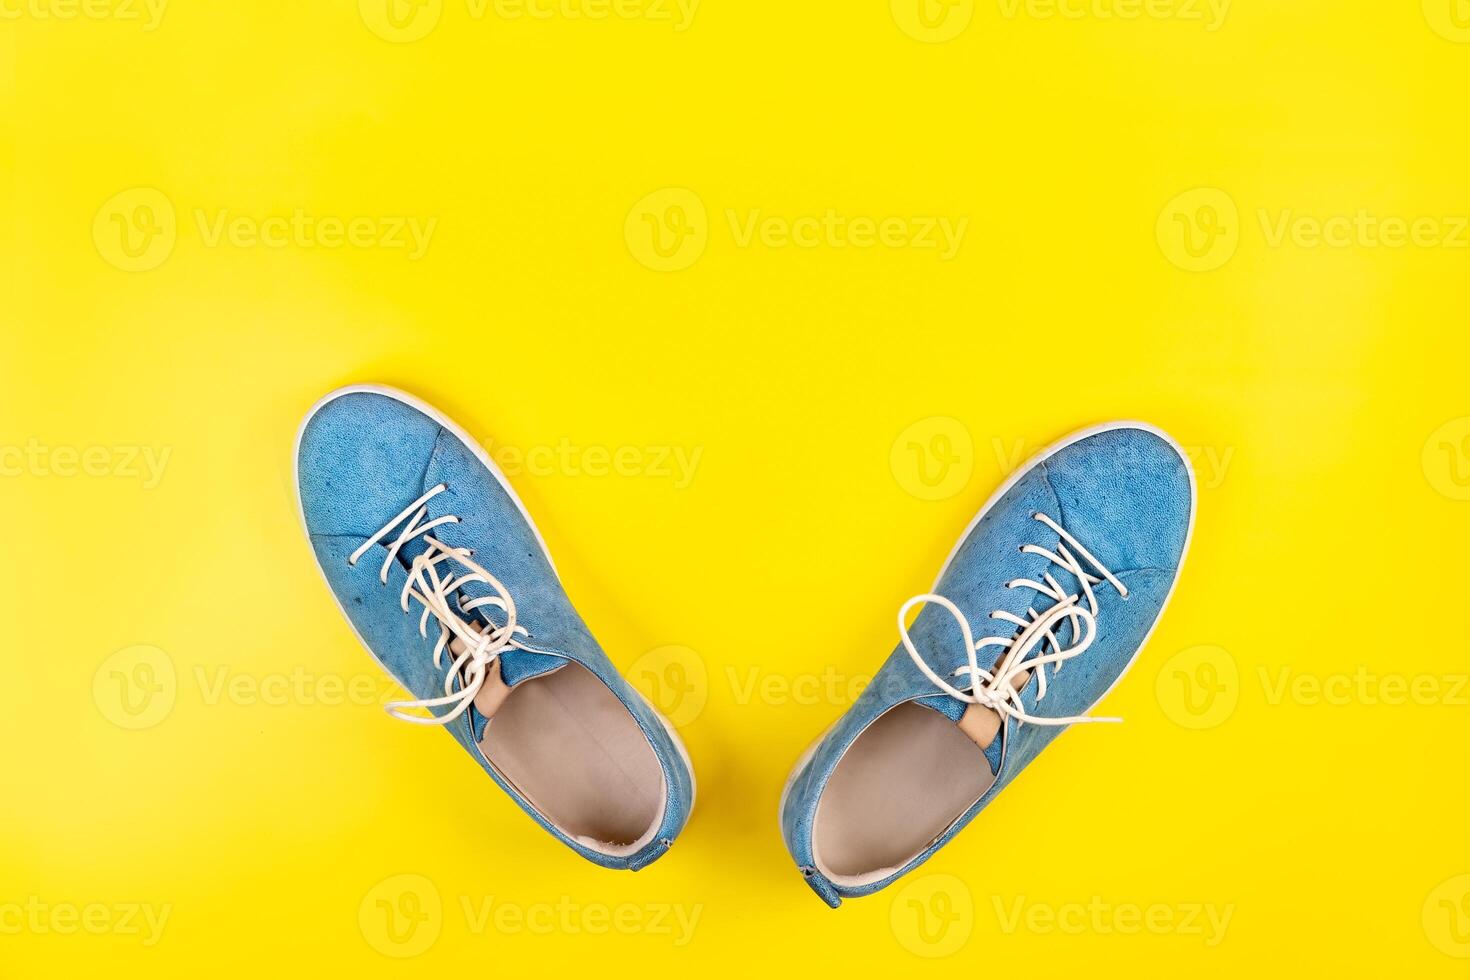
xmin=4 ymin=0 xmax=1469 ymax=974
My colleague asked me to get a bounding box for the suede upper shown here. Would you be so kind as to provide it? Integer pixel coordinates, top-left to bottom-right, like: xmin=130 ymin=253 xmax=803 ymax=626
xmin=779 ymin=424 xmax=1194 ymax=906
xmin=297 ymin=388 xmax=694 ymax=871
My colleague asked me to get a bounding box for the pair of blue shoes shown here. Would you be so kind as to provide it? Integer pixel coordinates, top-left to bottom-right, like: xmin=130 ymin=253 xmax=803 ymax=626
xmin=296 ymin=386 xmax=1194 ymax=905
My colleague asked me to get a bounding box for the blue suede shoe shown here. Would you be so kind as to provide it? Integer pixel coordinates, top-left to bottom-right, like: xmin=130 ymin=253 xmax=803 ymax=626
xmin=779 ymin=422 xmax=1195 ymax=906
xmin=295 ymin=385 xmax=695 ymax=870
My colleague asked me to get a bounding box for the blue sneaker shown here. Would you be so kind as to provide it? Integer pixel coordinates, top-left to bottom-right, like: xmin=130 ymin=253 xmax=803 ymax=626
xmin=295 ymin=385 xmax=695 ymax=870
xmin=779 ymin=422 xmax=1195 ymax=906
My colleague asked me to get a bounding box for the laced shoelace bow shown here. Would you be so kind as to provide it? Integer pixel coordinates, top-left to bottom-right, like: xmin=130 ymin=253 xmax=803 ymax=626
xmin=347 ymin=483 xmax=531 ymax=725
xmin=899 ymin=512 xmax=1129 ymax=727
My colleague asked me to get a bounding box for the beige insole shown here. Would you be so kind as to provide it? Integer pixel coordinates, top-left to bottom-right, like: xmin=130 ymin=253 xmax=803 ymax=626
xmin=478 ymin=663 xmax=664 ymax=850
xmin=813 ymin=702 xmax=995 ymax=881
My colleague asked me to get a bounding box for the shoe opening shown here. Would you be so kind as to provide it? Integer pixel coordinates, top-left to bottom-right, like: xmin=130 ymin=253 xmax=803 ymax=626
xmin=477 ymin=661 xmax=665 ymax=857
xmin=811 ymin=701 xmax=995 ymax=886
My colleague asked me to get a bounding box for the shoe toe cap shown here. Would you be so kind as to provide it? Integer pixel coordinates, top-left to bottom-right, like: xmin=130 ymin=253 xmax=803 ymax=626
xmin=296 ymin=388 xmax=446 ymax=538
xmin=1039 ymin=423 xmax=1195 ymax=574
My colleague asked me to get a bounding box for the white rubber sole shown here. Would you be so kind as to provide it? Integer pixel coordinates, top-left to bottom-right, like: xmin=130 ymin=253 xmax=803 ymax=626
xmin=778 ymin=420 xmax=1197 ymax=833
xmin=292 ymin=383 xmax=697 ymax=808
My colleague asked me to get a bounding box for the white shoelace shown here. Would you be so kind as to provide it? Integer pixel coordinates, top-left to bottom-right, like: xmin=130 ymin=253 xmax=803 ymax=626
xmin=900 ymin=512 xmax=1129 ymax=728
xmin=347 ymin=483 xmax=530 ymax=726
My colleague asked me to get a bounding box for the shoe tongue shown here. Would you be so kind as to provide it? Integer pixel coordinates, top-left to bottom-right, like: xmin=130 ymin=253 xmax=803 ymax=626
xmin=392 ymin=535 xmax=434 ymax=568
xmin=464 ymin=646 xmax=567 ymax=740
xmin=496 ymin=647 xmax=565 ymax=686
xmin=901 ymin=594 xmax=1015 ymax=753
xmin=904 ymin=591 xmax=1058 ymax=777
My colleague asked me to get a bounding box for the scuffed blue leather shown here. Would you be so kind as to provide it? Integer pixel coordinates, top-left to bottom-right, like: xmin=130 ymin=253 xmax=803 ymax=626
xmin=298 ymin=390 xmax=694 ymax=870
xmin=779 ymin=425 xmax=1193 ymax=906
